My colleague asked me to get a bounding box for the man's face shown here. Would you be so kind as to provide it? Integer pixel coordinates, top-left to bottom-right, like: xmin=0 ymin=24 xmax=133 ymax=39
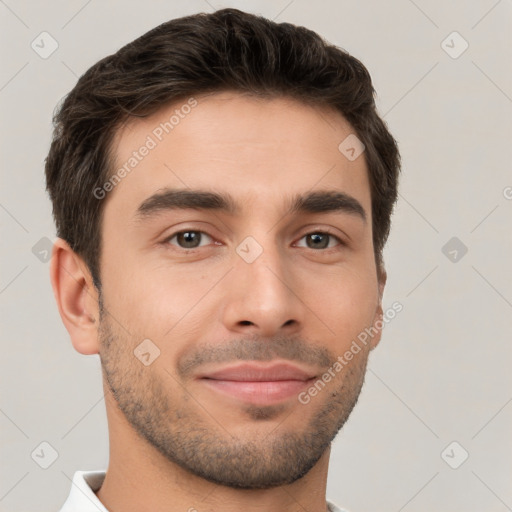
xmin=97 ymin=91 xmax=385 ymax=489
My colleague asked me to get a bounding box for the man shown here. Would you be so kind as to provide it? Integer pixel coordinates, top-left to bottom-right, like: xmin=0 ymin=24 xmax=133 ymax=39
xmin=46 ymin=7 xmax=400 ymax=512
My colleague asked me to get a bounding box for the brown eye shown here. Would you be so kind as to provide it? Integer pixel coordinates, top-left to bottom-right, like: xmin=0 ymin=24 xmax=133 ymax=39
xmin=165 ymin=230 xmax=213 ymax=249
xmin=296 ymin=232 xmax=343 ymax=250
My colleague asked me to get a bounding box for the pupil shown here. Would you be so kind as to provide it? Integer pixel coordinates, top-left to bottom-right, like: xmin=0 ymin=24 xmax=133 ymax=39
xmin=309 ymin=233 xmax=328 ymax=249
xmin=179 ymin=231 xmax=199 ymax=248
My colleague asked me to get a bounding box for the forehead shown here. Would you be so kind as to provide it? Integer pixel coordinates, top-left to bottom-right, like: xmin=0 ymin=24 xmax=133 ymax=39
xmin=103 ymin=91 xmax=371 ymax=221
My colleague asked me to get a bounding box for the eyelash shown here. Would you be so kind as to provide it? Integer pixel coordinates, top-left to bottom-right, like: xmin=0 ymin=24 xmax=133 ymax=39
xmin=161 ymin=229 xmax=345 ymax=252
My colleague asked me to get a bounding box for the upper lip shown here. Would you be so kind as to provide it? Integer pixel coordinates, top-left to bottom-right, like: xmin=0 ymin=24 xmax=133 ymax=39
xmin=198 ymin=362 xmax=317 ymax=382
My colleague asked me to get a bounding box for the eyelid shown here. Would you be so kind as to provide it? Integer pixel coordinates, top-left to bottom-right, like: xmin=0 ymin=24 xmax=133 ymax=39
xmin=162 ymin=229 xmax=216 ymax=248
xmin=293 ymin=228 xmax=345 ymax=248
xmin=294 ymin=224 xmax=348 ymax=244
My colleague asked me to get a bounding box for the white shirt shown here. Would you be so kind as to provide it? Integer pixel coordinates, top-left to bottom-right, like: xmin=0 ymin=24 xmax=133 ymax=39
xmin=58 ymin=470 xmax=349 ymax=512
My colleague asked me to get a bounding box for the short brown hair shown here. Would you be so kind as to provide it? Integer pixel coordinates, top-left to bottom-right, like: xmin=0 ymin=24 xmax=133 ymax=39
xmin=45 ymin=7 xmax=400 ymax=290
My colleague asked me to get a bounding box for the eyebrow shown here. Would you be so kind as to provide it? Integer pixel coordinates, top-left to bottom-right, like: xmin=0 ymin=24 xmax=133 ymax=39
xmin=135 ymin=188 xmax=367 ymax=223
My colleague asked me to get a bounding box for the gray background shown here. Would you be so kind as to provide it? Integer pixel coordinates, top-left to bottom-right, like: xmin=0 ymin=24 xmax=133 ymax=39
xmin=1 ymin=1 xmax=511 ymax=511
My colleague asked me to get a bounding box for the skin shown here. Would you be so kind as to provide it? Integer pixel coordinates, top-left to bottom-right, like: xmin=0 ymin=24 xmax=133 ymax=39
xmin=50 ymin=91 xmax=386 ymax=512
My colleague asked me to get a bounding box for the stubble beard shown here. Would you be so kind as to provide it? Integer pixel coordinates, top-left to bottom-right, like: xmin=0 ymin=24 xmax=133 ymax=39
xmin=98 ymin=308 xmax=369 ymax=489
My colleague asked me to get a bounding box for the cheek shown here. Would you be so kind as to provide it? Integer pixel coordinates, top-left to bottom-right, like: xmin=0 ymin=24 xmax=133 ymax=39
xmin=101 ymin=251 xmax=213 ymax=341
xmin=312 ymin=269 xmax=378 ymax=346
xmin=100 ymin=230 xmax=378 ymax=350
xmin=99 ymin=243 xmax=160 ymax=335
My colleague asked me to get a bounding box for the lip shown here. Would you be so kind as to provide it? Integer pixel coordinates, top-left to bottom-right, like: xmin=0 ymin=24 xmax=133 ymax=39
xmin=198 ymin=362 xmax=316 ymax=382
xmin=197 ymin=362 xmax=317 ymax=405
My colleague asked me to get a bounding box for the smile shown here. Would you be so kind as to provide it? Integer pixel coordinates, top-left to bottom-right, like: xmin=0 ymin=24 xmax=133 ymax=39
xmin=197 ymin=362 xmax=317 ymax=405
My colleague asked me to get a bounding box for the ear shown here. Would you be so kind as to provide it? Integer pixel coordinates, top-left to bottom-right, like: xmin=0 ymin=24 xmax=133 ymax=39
xmin=49 ymin=238 xmax=100 ymax=355
xmin=369 ymin=267 xmax=387 ymax=351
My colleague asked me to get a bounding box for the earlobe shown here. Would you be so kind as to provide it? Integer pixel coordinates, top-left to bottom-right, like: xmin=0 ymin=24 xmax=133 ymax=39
xmin=49 ymin=238 xmax=100 ymax=355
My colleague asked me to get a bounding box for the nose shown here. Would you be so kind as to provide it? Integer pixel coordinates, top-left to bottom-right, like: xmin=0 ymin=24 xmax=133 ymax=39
xmin=220 ymin=237 xmax=305 ymax=338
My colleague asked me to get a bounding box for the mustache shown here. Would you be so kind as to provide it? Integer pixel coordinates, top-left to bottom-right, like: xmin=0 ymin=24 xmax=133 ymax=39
xmin=177 ymin=334 xmax=334 ymax=378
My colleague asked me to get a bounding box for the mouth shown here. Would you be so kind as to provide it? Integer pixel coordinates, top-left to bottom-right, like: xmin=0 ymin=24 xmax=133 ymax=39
xmin=196 ymin=362 xmax=317 ymax=405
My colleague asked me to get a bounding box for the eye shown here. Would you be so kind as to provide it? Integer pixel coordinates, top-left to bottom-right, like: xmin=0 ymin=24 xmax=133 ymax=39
xmin=161 ymin=229 xmax=345 ymax=252
xmin=295 ymin=231 xmax=344 ymax=250
xmin=163 ymin=230 xmax=214 ymax=250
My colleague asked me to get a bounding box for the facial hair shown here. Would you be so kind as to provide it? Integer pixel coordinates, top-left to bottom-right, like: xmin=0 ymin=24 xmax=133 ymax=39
xmin=98 ymin=299 xmax=370 ymax=490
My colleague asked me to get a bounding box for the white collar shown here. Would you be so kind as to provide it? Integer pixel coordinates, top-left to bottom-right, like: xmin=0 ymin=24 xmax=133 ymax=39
xmin=59 ymin=470 xmax=348 ymax=512
xmin=59 ymin=470 xmax=108 ymax=512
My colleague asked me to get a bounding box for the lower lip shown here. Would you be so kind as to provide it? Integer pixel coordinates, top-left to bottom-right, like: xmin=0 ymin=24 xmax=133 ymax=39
xmin=200 ymin=379 xmax=313 ymax=405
